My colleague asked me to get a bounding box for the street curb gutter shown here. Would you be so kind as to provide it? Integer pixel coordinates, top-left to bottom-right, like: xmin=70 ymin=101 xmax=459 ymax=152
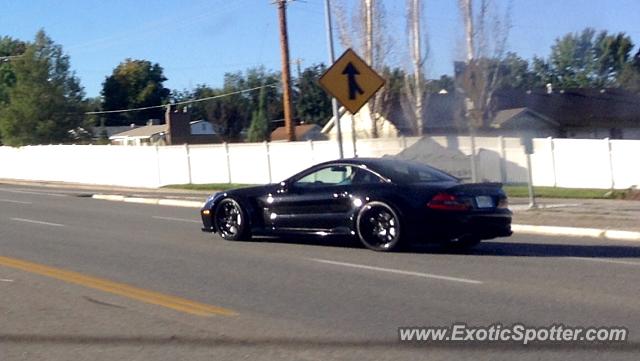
xmin=92 ymin=194 xmax=203 ymax=208
xmin=510 ymin=225 xmax=640 ymax=242
xmin=90 ymin=194 xmax=640 ymax=242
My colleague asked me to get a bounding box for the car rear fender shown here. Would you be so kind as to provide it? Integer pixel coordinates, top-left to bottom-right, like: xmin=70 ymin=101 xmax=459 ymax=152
xmin=445 ymin=182 xmax=504 ymax=195
xmin=443 ymin=182 xmax=508 ymax=211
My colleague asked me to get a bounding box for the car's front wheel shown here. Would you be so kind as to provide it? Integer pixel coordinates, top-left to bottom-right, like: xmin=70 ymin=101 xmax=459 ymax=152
xmin=356 ymin=201 xmax=403 ymax=252
xmin=214 ymin=198 xmax=251 ymax=241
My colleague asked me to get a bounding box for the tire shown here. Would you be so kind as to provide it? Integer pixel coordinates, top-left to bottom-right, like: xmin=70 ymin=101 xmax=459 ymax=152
xmin=214 ymin=198 xmax=251 ymax=241
xmin=356 ymin=201 xmax=403 ymax=252
xmin=444 ymin=235 xmax=481 ymax=251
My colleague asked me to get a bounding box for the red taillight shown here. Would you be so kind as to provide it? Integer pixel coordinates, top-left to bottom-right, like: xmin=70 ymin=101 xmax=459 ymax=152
xmin=427 ymin=193 xmax=471 ymax=211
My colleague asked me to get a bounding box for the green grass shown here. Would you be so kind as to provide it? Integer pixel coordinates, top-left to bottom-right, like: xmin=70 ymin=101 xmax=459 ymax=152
xmin=503 ymin=185 xmax=628 ymax=199
xmin=162 ymin=183 xmax=255 ymax=191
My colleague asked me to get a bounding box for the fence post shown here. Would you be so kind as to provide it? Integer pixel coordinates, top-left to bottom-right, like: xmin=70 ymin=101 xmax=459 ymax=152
xmin=155 ymin=144 xmax=162 ymax=187
xmin=184 ymin=143 xmax=192 ymax=184
xmin=224 ymin=142 xmax=232 ymax=183
xmin=265 ymin=141 xmax=273 ymax=183
xmin=308 ymin=139 xmax=315 ymax=163
xmin=499 ymin=136 xmax=507 ymax=183
xmin=549 ymin=137 xmax=557 ymax=187
xmin=400 ymin=135 xmax=407 ymax=151
xmin=606 ymin=138 xmax=615 ymax=190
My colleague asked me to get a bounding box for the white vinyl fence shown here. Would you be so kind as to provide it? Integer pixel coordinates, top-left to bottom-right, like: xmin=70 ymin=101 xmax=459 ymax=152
xmin=0 ymin=136 xmax=638 ymax=189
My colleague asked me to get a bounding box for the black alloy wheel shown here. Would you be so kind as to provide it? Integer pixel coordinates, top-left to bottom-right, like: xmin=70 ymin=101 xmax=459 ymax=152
xmin=214 ymin=198 xmax=250 ymax=241
xmin=356 ymin=201 xmax=402 ymax=252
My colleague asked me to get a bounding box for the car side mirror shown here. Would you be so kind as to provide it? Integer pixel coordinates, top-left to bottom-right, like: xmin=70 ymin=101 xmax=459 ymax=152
xmin=277 ymin=181 xmax=289 ymax=194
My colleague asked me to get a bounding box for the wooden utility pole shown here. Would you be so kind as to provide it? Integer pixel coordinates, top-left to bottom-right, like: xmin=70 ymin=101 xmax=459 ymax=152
xmin=459 ymin=0 xmax=478 ymax=182
xmin=409 ymin=0 xmax=425 ymax=136
xmin=277 ymin=0 xmax=295 ymax=141
xmin=363 ymin=0 xmax=378 ymax=138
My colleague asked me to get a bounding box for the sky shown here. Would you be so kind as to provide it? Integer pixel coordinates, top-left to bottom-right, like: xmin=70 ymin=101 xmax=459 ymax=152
xmin=1 ymin=0 xmax=639 ymax=98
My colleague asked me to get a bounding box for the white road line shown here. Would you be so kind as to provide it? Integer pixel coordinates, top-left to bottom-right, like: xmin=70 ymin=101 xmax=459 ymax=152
xmin=0 ymin=199 xmax=32 ymax=205
xmin=152 ymin=216 xmax=201 ymax=223
xmin=569 ymin=257 xmax=640 ymax=267
xmin=0 ymin=188 xmax=66 ymax=197
xmin=310 ymin=258 xmax=483 ymax=285
xmin=10 ymin=218 xmax=65 ymax=227
xmin=0 ymin=278 xmax=14 ymax=282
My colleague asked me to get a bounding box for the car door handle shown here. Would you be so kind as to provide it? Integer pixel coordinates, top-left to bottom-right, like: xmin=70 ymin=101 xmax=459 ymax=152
xmin=333 ymin=191 xmax=350 ymax=199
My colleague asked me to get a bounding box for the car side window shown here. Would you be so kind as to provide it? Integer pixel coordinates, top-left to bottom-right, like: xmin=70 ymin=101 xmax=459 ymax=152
xmin=350 ymin=168 xmax=386 ymax=185
xmin=294 ymin=165 xmax=354 ymax=187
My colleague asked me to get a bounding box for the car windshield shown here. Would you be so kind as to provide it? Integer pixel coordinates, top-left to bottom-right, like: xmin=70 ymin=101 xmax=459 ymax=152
xmin=372 ymin=159 xmax=458 ymax=184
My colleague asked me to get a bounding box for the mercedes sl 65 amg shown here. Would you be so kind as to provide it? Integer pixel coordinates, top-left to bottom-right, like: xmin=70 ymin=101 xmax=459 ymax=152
xmin=200 ymin=158 xmax=512 ymax=252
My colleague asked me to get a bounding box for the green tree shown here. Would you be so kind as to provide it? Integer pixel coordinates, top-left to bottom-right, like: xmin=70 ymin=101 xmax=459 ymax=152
xmin=247 ymin=86 xmax=269 ymax=142
xmin=244 ymin=66 xmax=282 ymax=123
xmin=0 ymin=30 xmax=85 ymax=146
xmin=493 ymin=53 xmax=539 ymax=89
xmin=295 ymin=63 xmax=331 ymax=125
xmin=101 ymin=59 xmax=170 ymax=126
xmin=0 ymin=36 xmax=27 ymax=107
xmin=618 ymin=49 xmax=640 ymax=93
xmin=189 ymin=75 xmax=250 ymax=142
xmin=545 ymin=28 xmax=633 ymax=88
xmin=182 ymin=67 xmax=281 ymax=142
xmin=427 ymin=75 xmax=454 ymax=93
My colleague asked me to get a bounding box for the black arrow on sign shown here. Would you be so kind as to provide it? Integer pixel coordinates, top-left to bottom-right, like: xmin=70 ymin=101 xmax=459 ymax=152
xmin=342 ymin=62 xmax=364 ymax=100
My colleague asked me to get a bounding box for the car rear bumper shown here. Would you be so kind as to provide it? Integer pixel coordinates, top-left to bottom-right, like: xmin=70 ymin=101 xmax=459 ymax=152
xmin=410 ymin=209 xmax=512 ymax=242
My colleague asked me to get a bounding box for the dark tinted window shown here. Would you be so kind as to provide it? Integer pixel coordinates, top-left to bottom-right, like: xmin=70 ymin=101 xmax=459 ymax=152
xmin=350 ymin=168 xmax=386 ymax=185
xmin=373 ymin=160 xmax=458 ymax=184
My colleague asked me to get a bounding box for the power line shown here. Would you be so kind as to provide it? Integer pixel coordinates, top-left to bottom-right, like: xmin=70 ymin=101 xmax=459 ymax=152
xmin=85 ymin=83 xmax=278 ymax=115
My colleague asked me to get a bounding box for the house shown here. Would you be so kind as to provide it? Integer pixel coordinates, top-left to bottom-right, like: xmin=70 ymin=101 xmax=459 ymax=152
xmin=109 ymin=124 xmax=168 ymax=146
xmin=270 ymin=124 xmax=326 ymax=141
xmin=408 ymin=88 xmax=640 ymax=139
xmin=321 ymin=103 xmax=400 ymax=139
xmin=487 ymin=107 xmax=559 ymax=137
xmin=189 ymin=120 xmax=217 ymax=135
xmin=491 ymin=88 xmax=640 ymax=139
xmin=109 ymin=107 xmax=221 ymax=145
xmin=92 ymin=125 xmax=143 ymax=140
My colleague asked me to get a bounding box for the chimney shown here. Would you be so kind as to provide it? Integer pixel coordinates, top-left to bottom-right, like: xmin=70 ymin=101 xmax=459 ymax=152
xmin=165 ymin=105 xmax=191 ymax=145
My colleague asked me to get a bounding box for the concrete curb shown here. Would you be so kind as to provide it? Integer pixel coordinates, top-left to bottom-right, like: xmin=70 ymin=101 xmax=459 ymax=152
xmin=511 ymin=224 xmax=640 ymax=242
xmin=90 ymin=194 xmax=640 ymax=242
xmin=92 ymin=194 xmax=203 ymax=208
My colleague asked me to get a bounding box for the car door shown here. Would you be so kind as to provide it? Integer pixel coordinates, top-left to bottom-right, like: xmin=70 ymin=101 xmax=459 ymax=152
xmin=266 ymin=165 xmax=356 ymax=232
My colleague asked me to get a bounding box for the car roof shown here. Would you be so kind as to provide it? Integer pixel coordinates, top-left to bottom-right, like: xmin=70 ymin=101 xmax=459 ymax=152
xmin=311 ymin=157 xmax=459 ymax=183
xmin=316 ymin=157 xmax=403 ymax=169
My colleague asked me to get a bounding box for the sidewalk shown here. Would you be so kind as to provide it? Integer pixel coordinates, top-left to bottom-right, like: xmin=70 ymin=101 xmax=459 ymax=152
xmin=510 ymin=197 xmax=640 ymax=233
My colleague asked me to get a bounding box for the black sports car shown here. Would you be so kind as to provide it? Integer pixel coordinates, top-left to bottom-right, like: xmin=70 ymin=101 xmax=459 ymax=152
xmin=201 ymin=158 xmax=512 ymax=252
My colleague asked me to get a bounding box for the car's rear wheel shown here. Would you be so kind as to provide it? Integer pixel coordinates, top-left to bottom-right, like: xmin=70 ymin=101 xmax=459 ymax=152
xmin=356 ymin=201 xmax=403 ymax=252
xmin=214 ymin=198 xmax=251 ymax=241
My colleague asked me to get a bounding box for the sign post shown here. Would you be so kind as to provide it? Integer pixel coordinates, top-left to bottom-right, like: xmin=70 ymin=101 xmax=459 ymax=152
xmin=319 ymin=48 xmax=384 ymax=157
xmin=521 ymin=133 xmax=537 ymax=209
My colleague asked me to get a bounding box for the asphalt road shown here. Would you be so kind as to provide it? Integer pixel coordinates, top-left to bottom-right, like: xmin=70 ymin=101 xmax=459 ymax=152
xmin=1 ymin=184 xmax=639 ymax=360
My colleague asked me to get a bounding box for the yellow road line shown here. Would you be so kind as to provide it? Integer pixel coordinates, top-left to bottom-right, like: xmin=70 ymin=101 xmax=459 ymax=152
xmin=0 ymin=256 xmax=237 ymax=317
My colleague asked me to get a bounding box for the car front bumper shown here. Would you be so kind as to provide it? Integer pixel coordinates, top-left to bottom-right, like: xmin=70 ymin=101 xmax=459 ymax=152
xmin=201 ymin=209 xmax=215 ymax=233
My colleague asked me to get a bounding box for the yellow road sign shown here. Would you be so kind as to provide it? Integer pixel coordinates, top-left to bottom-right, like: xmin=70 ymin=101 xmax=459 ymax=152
xmin=318 ymin=48 xmax=385 ymax=114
